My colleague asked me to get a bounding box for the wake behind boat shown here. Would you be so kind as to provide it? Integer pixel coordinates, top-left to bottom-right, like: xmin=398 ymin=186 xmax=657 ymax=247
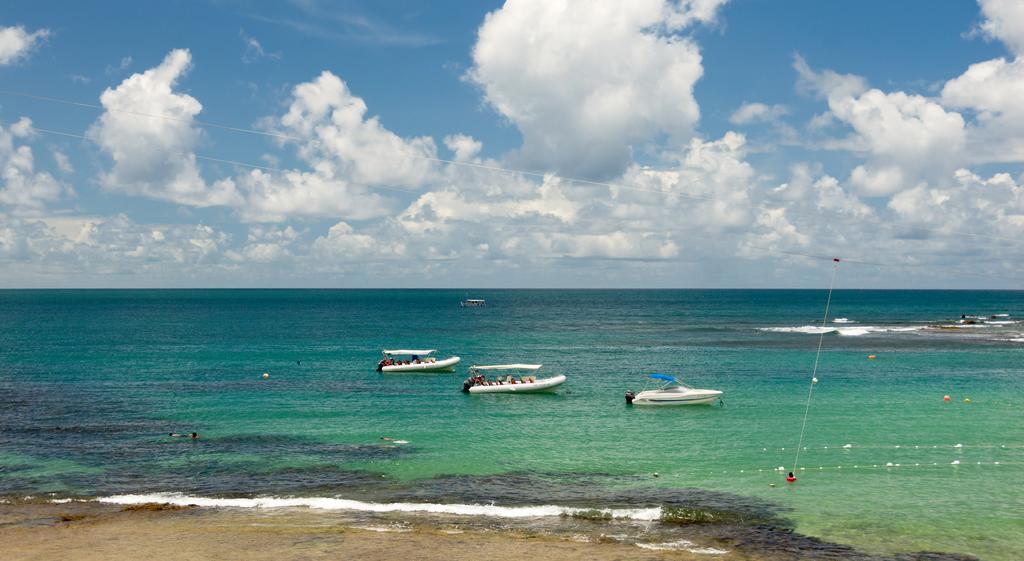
xmin=462 ymin=364 xmax=566 ymax=394
xmin=378 ymin=349 xmax=460 ymax=373
xmin=625 ymin=374 xmax=722 ymax=405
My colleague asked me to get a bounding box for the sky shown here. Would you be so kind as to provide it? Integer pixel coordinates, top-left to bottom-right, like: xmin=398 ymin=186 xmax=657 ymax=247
xmin=1 ymin=0 xmax=1022 ymax=288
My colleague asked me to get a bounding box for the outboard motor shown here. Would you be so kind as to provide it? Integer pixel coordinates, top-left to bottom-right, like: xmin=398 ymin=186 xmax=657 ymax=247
xmin=462 ymin=378 xmax=474 ymax=393
xmin=625 ymin=390 xmax=636 ymax=405
xmin=376 ymin=360 xmax=386 ymax=372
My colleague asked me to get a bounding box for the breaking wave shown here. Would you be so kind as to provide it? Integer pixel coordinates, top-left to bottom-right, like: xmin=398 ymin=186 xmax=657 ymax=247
xmin=95 ymin=493 xmax=663 ymax=521
xmin=759 ymin=325 xmax=927 ymax=337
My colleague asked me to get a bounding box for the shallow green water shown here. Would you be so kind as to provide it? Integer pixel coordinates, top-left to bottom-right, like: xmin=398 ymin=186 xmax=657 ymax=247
xmin=1 ymin=289 xmax=1021 ymax=559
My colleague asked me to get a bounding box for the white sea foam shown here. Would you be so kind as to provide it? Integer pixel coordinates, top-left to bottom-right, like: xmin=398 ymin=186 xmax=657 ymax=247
xmin=759 ymin=325 xmax=927 ymax=337
xmin=636 ymin=539 xmax=729 ymax=554
xmin=94 ymin=494 xmax=663 ymax=521
xmin=984 ymin=320 xmax=1016 ymax=325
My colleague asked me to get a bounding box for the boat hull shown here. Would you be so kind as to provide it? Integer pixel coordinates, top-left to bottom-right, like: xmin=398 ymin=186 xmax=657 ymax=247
xmin=631 ymin=389 xmax=722 ymax=406
xmin=380 ymin=356 xmax=460 ymax=373
xmin=467 ymin=374 xmax=566 ymax=394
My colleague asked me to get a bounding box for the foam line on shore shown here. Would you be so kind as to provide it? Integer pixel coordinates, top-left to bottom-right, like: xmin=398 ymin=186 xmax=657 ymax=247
xmin=95 ymin=493 xmax=663 ymax=521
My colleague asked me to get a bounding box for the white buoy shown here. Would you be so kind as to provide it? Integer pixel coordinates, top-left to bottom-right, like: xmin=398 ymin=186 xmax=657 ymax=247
xmin=262 ymin=372 xmax=269 ymax=379
xmin=954 ymin=443 xmax=963 ymax=448
xmin=812 ymin=377 xmax=818 ymax=384
xmin=951 ymin=460 xmax=960 ymax=465
xmin=843 ymin=443 xmax=852 ymax=449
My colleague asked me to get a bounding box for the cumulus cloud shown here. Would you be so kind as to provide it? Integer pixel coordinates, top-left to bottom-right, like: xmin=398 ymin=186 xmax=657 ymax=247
xmin=795 ymin=56 xmax=966 ymax=196
xmin=976 ymin=0 xmax=1024 ymax=55
xmin=88 ymin=49 xmax=242 ymax=207
xmin=0 ymin=25 xmax=50 ymax=65
xmin=889 ymin=168 xmax=1024 ymax=238
xmin=468 ymin=0 xmax=725 ymax=180
xmin=233 ymin=168 xmax=393 ymax=223
xmin=942 ymin=2 xmax=1024 ymax=163
xmin=0 ymin=118 xmax=69 ymax=211
xmin=311 ymin=221 xmax=406 ymax=260
xmin=269 ymin=71 xmax=437 ymax=188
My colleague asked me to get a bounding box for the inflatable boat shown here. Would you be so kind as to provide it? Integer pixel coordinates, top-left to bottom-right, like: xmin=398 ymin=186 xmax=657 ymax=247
xmin=462 ymin=364 xmax=566 ymax=394
xmin=378 ymin=350 xmax=460 ymax=373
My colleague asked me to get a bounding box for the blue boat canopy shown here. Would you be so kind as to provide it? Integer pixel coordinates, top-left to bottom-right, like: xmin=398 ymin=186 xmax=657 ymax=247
xmin=649 ymin=373 xmax=678 ymax=382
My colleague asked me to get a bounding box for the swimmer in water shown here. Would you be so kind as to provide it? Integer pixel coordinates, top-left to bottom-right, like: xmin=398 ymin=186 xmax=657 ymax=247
xmin=786 ymin=472 xmax=797 ymax=483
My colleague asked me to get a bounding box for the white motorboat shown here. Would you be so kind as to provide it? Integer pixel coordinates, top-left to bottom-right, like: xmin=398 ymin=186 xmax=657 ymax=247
xmin=625 ymin=374 xmax=722 ymax=406
xmin=462 ymin=364 xmax=566 ymax=394
xmin=460 ymin=298 xmax=486 ymax=307
xmin=377 ymin=349 xmax=460 ymax=373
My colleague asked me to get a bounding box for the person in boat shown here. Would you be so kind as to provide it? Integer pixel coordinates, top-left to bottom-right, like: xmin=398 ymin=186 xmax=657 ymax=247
xmin=412 ymin=354 xmax=420 ymax=364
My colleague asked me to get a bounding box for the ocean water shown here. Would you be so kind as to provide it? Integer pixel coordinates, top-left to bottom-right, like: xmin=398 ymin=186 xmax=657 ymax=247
xmin=1 ymin=289 xmax=1021 ymax=560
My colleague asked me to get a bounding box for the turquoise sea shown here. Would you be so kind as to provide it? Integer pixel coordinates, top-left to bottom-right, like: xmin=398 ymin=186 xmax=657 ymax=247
xmin=1 ymin=289 xmax=1021 ymax=560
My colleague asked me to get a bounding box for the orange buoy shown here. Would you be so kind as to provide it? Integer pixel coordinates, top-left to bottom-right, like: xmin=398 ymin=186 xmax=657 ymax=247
xmin=867 ymin=355 xmax=877 ymax=359
xmin=943 ymin=395 xmax=951 ymax=402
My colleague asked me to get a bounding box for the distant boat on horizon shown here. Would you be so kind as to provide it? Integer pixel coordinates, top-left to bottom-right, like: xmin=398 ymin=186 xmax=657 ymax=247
xmin=460 ymin=298 xmax=486 ymax=307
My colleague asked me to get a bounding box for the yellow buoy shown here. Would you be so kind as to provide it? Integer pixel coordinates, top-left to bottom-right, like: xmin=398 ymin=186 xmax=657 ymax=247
xmin=262 ymin=372 xmax=270 ymax=379
xmin=963 ymin=397 xmax=971 ymax=403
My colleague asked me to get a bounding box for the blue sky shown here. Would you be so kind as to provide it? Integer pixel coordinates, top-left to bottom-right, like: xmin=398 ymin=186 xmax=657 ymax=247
xmin=1 ymin=0 xmax=1022 ymax=288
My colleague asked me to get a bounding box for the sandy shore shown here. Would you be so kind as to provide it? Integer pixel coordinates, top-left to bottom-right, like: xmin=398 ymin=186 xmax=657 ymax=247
xmin=0 ymin=503 xmax=761 ymax=561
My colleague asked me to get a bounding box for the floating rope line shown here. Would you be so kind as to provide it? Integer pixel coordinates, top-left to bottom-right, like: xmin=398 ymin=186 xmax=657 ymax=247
xmin=791 ymin=258 xmax=840 ymax=477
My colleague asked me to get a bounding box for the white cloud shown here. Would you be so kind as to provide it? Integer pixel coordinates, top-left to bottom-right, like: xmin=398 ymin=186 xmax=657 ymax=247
xmin=941 ymin=48 xmax=1024 ymax=163
xmin=889 ymin=168 xmax=1024 ymax=238
xmin=0 ymin=118 xmax=69 ymax=211
xmin=443 ymin=134 xmax=482 ymax=162
xmin=796 ymin=56 xmax=967 ymax=196
xmin=233 ymin=168 xmax=393 ymax=223
xmin=976 ymin=0 xmax=1024 ymax=56
xmin=269 ymin=70 xmax=438 ymax=188
xmin=311 ymin=221 xmax=406 ymax=259
xmin=0 ymin=25 xmax=50 ymax=65
xmin=509 ymin=231 xmax=679 ymax=260
xmin=468 ymin=0 xmax=725 ymax=179
xmin=794 ymin=55 xmax=867 ymax=100
xmin=729 ymin=102 xmax=788 ymax=125
xmin=88 ymin=49 xmax=242 ymax=207
xmin=0 ymin=214 xmax=234 ymax=284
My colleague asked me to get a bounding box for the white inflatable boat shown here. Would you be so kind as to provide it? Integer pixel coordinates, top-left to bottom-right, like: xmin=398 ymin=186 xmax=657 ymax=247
xmin=377 ymin=350 xmax=460 ymax=373
xmin=462 ymin=364 xmax=566 ymax=394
